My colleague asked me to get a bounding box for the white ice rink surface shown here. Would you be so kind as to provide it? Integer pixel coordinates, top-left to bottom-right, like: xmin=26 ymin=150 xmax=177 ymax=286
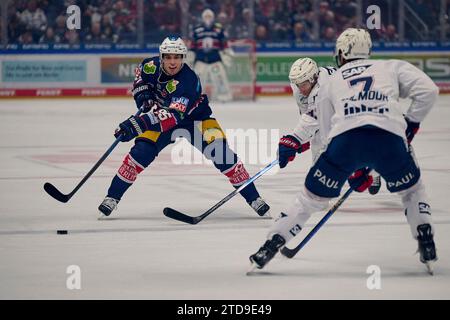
xmin=0 ymin=96 xmax=449 ymax=299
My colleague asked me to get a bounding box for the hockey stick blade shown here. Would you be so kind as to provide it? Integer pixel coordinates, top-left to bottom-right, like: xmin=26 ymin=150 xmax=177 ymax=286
xmin=162 ymin=160 xmax=279 ymax=225
xmin=44 ymin=182 xmax=72 ymax=203
xmin=281 ymin=186 xmax=355 ymax=259
xmin=44 ymin=108 xmax=143 ymax=204
xmin=163 ymin=207 xmax=202 ymax=225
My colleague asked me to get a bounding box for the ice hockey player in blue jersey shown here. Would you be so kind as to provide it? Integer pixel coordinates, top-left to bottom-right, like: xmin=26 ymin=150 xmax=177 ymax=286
xmin=191 ymin=9 xmax=234 ymax=102
xmin=98 ymin=36 xmax=270 ymax=218
xmin=249 ymin=28 xmax=438 ymax=274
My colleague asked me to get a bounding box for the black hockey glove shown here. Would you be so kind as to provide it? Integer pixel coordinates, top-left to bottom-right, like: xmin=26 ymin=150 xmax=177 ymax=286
xmin=114 ymin=115 xmax=150 ymax=142
xmin=405 ymin=117 xmax=420 ymax=144
xmin=132 ymin=84 xmax=154 ymax=113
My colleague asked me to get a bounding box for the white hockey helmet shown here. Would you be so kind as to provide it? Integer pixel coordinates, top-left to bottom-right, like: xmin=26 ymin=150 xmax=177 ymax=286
xmin=159 ymin=36 xmax=188 ymax=62
xmin=334 ymin=28 xmax=372 ymax=66
xmin=289 ymin=57 xmax=319 ymax=85
xmin=202 ymin=9 xmax=215 ymax=27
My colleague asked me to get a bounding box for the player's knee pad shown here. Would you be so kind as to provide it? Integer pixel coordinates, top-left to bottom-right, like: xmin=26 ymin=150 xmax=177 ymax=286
xmin=399 ymin=179 xmax=433 ymax=238
xmin=222 ymin=160 xmax=250 ymax=187
xmin=305 ymin=154 xmax=349 ymax=198
xmin=382 ymin=156 xmax=421 ymax=193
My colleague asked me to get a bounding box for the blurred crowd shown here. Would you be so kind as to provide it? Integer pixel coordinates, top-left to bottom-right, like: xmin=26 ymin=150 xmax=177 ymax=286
xmin=2 ymin=0 xmax=449 ymax=46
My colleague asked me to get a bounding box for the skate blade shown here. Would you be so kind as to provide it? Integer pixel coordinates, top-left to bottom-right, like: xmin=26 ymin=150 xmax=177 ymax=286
xmin=425 ymin=261 xmax=434 ymax=275
xmin=98 ymin=213 xmax=113 ymax=221
xmin=246 ymin=262 xmax=260 ymax=276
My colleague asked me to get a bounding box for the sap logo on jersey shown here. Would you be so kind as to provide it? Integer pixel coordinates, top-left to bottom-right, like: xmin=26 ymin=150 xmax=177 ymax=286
xmin=342 ymin=64 xmax=372 ymax=79
xmin=313 ymin=169 xmax=339 ymax=189
xmin=169 ymin=97 xmax=189 ymax=113
xmin=387 ymin=172 xmax=415 ymax=189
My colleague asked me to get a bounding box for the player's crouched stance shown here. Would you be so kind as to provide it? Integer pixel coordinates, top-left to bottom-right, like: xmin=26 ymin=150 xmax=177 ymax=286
xmin=250 ymin=28 xmax=438 ymax=272
xmin=98 ymin=36 xmax=270 ymax=219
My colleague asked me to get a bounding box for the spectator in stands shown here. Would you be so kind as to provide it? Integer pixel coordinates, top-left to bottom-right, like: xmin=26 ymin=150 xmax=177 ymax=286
xmin=383 ymin=24 xmax=400 ymax=42
xmin=189 ymin=0 xmax=208 ymax=28
xmin=217 ymin=12 xmax=232 ymax=37
xmin=18 ymin=30 xmax=34 ymax=44
xmin=318 ymin=1 xmax=336 ymax=36
xmin=158 ymin=0 xmax=181 ymax=34
xmin=85 ymin=21 xmax=108 ymax=43
xmin=255 ymin=24 xmax=270 ymax=41
xmin=101 ymin=14 xmax=119 ymax=44
xmin=39 ymin=26 xmax=61 ymax=44
xmin=333 ymin=0 xmax=358 ymax=30
xmin=7 ymin=9 xmax=25 ymax=44
xmin=54 ymin=15 xmax=67 ymax=42
xmin=63 ymin=29 xmax=80 ymax=45
xmin=290 ymin=0 xmax=314 ymax=29
xmin=322 ymin=26 xmax=336 ymax=41
xmin=20 ymin=0 xmax=47 ymax=42
xmin=271 ymin=0 xmax=290 ymax=40
xmin=4 ymin=0 xmax=447 ymax=45
xmin=219 ymin=0 xmax=236 ymax=25
xmin=290 ymin=22 xmax=311 ymax=42
xmin=230 ymin=7 xmax=252 ymax=39
xmin=258 ymin=0 xmax=275 ymax=18
xmin=113 ymin=0 xmax=133 ymax=29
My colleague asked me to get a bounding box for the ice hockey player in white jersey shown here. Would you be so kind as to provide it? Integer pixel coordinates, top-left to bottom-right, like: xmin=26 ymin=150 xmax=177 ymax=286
xmin=249 ymin=28 xmax=439 ymax=273
xmin=277 ymin=57 xmax=336 ymax=169
xmin=190 ymin=9 xmax=234 ymax=102
xmin=280 ymin=57 xmax=383 ymax=194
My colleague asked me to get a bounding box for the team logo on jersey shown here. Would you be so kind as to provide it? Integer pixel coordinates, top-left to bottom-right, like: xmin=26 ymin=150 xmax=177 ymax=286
xmin=169 ymin=97 xmax=189 ymax=113
xmin=342 ymin=64 xmax=372 ymax=79
xmin=343 ymin=103 xmax=389 ymax=116
xmin=166 ymin=79 xmax=179 ymax=93
xmin=143 ymin=61 xmax=156 ymax=74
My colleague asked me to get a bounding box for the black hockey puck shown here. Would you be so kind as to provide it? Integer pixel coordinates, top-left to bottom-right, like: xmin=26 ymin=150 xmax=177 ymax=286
xmin=57 ymin=230 xmax=68 ymax=235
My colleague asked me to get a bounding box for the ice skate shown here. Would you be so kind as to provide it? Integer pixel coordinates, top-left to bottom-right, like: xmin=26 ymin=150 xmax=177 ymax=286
xmin=98 ymin=197 xmax=119 ymax=220
xmin=249 ymin=234 xmax=285 ymax=271
xmin=248 ymin=197 xmax=271 ymax=217
xmin=417 ymin=224 xmax=437 ymax=275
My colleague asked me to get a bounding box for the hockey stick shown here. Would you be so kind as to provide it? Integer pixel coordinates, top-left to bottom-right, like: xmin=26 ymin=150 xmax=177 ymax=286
xmin=281 ymin=168 xmax=372 ymax=258
xmin=280 ymin=187 xmax=354 ymax=258
xmin=163 ymin=159 xmax=279 ymax=224
xmin=44 ymin=109 xmax=143 ymax=203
